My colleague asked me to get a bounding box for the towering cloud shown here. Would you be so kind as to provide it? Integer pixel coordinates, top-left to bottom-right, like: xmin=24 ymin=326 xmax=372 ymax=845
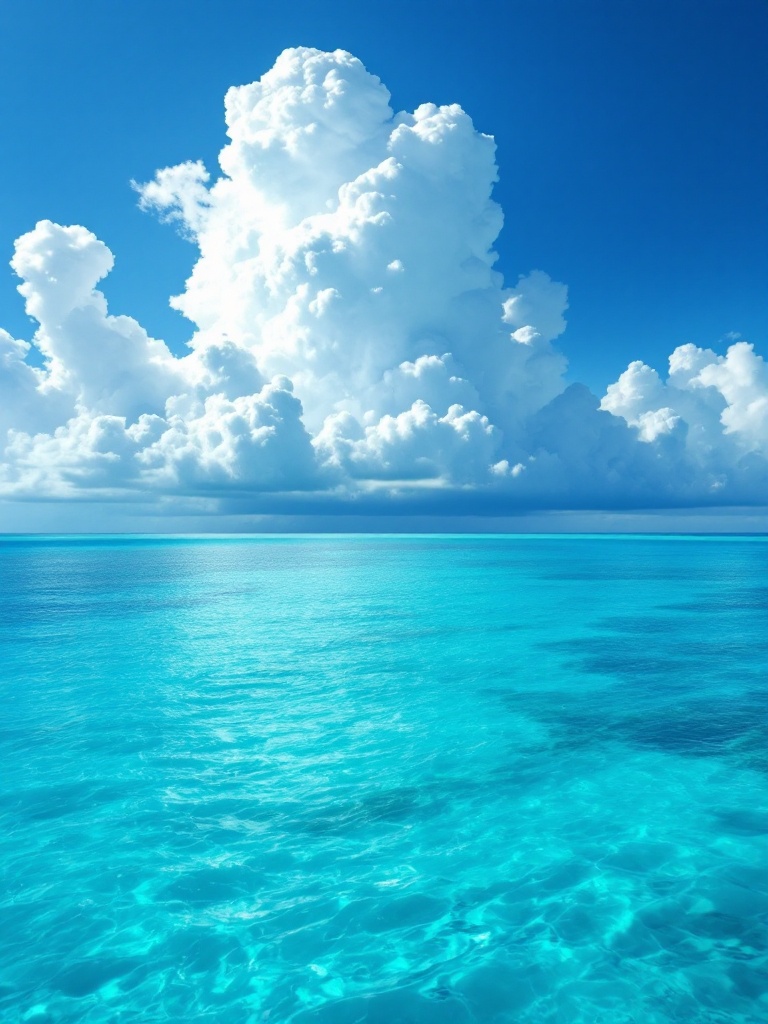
xmin=1 ymin=47 xmax=766 ymax=513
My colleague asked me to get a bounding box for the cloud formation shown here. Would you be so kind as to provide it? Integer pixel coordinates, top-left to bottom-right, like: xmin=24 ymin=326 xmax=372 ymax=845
xmin=1 ymin=46 xmax=766 ymax=514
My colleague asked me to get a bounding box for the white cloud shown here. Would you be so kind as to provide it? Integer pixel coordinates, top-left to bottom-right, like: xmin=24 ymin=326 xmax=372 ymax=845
xmin=133 ymin=48 xmax=569 ymax=445
xmin=0 ymin=329 xmax=69 ymax=436
xmin=697 ymin=342 xmax=768 ymax=452
xmin=2 ymin=413 xmax=152 ymax=498
xmin=602 ymin=341 xmax=768 ymax=460
xmin=503 ymin=269 xmax=569 ymax=345
xmin=134 ymin=160 xmax=211 ymax=237
xmin=10 ymin=220 xmax=185 ymax=420
xmin=314 ymin=400 xmax=499 ymax=484
xmin=0 ymin=46 xmax=766 ymax=516
xmin=139 ymin=377 xmax=322 ymax=492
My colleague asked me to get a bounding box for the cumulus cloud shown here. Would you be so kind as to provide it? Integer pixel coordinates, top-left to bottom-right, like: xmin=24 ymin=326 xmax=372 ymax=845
xmin=10 ymin=220 xmax=184 ymax=420
xmin=603 ymin=342 xmax=768 ymax=458
xmin=0 ymin=46 xmax=766 ymax=515
xmin=314 ymin=401 xmax=499 ymax=485
xmin=140 ymin=377 xmax=321 ymax=492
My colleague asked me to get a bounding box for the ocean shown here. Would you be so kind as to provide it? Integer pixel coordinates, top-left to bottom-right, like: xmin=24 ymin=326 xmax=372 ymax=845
xmin=1 ymin=535 xmax=766 ymax=1023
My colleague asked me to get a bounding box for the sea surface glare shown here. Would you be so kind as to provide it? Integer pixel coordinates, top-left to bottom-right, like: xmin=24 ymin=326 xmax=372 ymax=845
xmin=1 ymin=535 xmax=766 ymax=1023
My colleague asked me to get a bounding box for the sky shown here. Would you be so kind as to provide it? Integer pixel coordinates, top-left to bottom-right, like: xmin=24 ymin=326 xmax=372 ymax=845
xmin=0 ymin=0 xmax=766 ymax=531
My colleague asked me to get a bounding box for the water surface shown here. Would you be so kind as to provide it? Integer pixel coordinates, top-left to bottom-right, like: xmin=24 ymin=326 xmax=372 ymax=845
xmin=1 ymin=535 xmax=766 ymax=1022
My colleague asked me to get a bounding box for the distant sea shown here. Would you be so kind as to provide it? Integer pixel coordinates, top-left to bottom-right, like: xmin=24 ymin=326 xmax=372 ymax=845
xmin=1 ymin=535 xmax=766 ymax=1023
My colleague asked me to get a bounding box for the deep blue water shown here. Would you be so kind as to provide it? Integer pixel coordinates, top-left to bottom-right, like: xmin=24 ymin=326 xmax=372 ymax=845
xmin=1 ymin=535 xmax=766 ymax=1023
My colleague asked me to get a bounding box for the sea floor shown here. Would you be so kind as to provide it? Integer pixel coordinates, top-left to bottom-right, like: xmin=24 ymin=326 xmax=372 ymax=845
xmin=1 ymin=535 xmax=766 ymax=1022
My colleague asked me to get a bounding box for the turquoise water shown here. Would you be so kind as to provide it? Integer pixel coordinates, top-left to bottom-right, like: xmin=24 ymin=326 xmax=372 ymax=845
xmin=1 ymin=535 xmax=766 ymax=1024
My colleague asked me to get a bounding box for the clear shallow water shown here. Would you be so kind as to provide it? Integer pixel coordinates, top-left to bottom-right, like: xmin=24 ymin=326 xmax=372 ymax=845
xmin=1 ymin=534 xmax=766 ymax=1024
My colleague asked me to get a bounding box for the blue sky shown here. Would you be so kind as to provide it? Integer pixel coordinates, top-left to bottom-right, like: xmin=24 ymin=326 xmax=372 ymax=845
xmin=2 ymin=0 xmax=765 ymax=390
xmin=0 ymin=0 xmax=766 ymax=529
